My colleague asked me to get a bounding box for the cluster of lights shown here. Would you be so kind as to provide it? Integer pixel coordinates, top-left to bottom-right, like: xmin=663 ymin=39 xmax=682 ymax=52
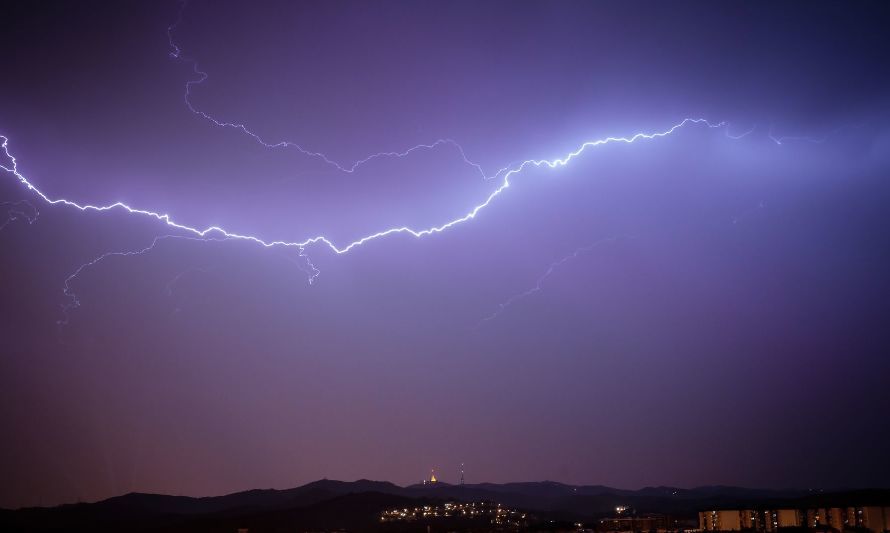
xmin=704 ymin=507 xmax=881 ymax=532
xmin=380 ymin=501 xmax=527 ymax=526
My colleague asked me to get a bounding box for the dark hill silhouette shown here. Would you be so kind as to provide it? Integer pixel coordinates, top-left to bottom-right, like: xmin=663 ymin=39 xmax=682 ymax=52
xmin=154 ymin=492 xmax=431 ymax=533
xmin=2 ymin=480 xmax=888 ymax=532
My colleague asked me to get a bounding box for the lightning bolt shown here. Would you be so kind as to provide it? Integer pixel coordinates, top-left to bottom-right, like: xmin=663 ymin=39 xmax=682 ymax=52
xmin=166 ymin=0 xmax=491 ymax=180
xmin=481 ymin=236 xmax=626 ymax=323
xmin=0 ymin=3 xmax=770 ymax=324
xmin=59 ymin=234 xmax=232 ymax=326
xmin=767 ymin=123 xmax=865 ymax=145
xmin=725 ymin=123 xmax=758 ymax=140
xmin=484 ymin=196 xmax=770 ymax=324
xmin=768 ymin=124 xmax=830 ymax=145
xmin=1 ymin=117 xmax=732 ymax=259
xmin=164 ymin=265 xmax=214 ymax=298
xmin=0 ymin=199 xmax=38 ymax=231
xmin=3 ymin=117 xmax=735 ymax=323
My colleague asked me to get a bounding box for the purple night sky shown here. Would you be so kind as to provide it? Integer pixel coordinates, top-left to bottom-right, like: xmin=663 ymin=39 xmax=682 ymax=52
xmin=2 ymin=0 xmax=889 ymax=509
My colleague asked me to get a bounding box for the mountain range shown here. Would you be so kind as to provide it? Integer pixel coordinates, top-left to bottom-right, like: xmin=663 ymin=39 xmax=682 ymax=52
xmin=3 ymin=480 xmax=888 ymax=532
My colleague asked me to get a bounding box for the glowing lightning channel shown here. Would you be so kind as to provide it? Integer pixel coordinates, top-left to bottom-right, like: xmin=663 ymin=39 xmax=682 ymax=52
xmin=327 ymin=118 xmax=730 ymax=254
xmin=0 ymin=3 xmax=840 ymax=326
xmin=2 ymin=117 xmax=731 ymax=265
xmin=725 ymin=124 xmax=757 ymax=140
xmin=767 ymin=122 xmax=866 ymax=146
xmin=482 ymin=195 xmax=770 ymax=323
xmin=165 ymin=1 xmax=490 ymax=180
xmin=481 ymin=236 xmax=626 ymax=323
xmin=59 ymin=234 xmax=233 ymax=325
xmin=0 ymin=199 xmax=38 ymax=231
xmin=164 ymin=265 xmax=214 ymax=298
xmin=768 ymin=124 xmax=832 ymax=146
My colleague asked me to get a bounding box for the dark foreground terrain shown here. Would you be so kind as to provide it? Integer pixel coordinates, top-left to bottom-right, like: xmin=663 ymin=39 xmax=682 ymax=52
xmin=2 ymin=480 xmax=888 ymax=532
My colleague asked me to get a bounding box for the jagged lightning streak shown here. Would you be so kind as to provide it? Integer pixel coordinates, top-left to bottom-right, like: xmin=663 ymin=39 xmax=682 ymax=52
xmin=164 ymin=265 xmax=211 ymax=297
xmin=767 ymin=122 xmax=865 ymax=145
xmin=329 ymin=118 xmax=731 ymax=253
xmin=164 ymin=265 xmax=215 ymax=298
xmin=2 ymin=117 xmax=731 ymax=259
xmin=0 ymin=2 xmax=850 ymax=328
xmin=481 ymin=236 xmax=626 ymax=323
xmin=22 ymin=1 xmax=739 ymax=319
xmin=768 ymin=124 xmax=831 ymax=145
xmin=3 ymin=117 xmax=735 ymax=324
xmin=165 ymin=1 xmax=490 ymax=179
xmin=483 ymin=196 xmax=770 ymax=323
xmin=725 ymin=124 xmax=757 ymax=140
xmin=59 ymin=234 xmax=233 ymax=325
xmin=60 ymin=235 xmax=174 ymax=325
xmin=0 ymin=200 xmax=38 ymax=231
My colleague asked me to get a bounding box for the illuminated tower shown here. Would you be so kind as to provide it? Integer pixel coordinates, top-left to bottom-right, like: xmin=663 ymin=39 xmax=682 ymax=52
xmin=459 ymin=463 xmax=465 ymax=485
xmin=429 ymin=469 xmax=437 ymax=483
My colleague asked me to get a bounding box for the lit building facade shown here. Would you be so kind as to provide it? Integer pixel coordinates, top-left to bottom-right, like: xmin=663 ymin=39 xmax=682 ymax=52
xmin=699 ymin=507 xmax=890 ymax=533
xmin=597 ymin=514 xmax=678 ymax=532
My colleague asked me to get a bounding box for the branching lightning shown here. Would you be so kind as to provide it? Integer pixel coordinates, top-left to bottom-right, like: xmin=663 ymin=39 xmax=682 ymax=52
xmin=482 ymin=196 xmax=770 ymax=324
xmin=0 ymin=1 xmax=783 ymax=323
xmin=767 ymin=123 xmax=865 ymax=145
xmin=1 ymin=118 xmax=732 ymax=258
xmin=0 ymin=199 xmax=38 ymax=231
xmin=60 ymin=235 xmax=173 ymax=325
xmin=481 ymin=237 xmax=626 ymax=323
xmin=164 ymin=264 xmax=217 ymax=317
xmin=768 ymin=124 xmax=831 ymax=146
xmin=166 ymin=1 xmax=491 ymax=180
xmin=725 ymin=124 xmax=758 ymax=140
xmin=4 ymin=116 xmax=733 ymax=322
xmin=58 ymin=234 xmax=233 ymax=325
xmin=164 ymin=265 xmax=214 ymax=298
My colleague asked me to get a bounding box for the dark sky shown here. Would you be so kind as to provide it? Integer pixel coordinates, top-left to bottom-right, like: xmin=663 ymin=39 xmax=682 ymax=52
xmin=2 ymin=0 xmax=890 ymax=509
